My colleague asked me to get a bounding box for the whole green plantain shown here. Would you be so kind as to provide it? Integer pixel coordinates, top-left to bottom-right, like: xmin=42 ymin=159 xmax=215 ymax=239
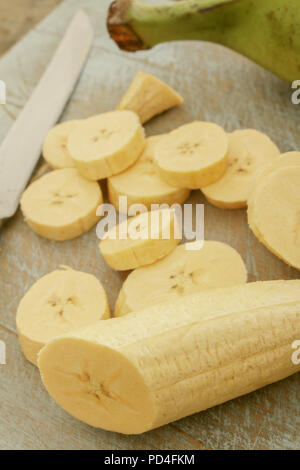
xmin=107 ymin=0 xmax=300 ymax=82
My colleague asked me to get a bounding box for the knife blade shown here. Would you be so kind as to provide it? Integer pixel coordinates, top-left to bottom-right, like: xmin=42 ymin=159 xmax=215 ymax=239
xmin=0 ymin=10 xmax=93 ymax=223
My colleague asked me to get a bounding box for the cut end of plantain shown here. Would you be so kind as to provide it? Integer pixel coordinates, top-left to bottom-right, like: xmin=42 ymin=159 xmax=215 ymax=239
xmin=153 ymin=121 xmax=228 ymax=189
xmin=115 ymin=240 xmax=247 ymax=316
xmin=248 ymin=152 xmax=300 ymax=270
xmin=38 ymin=337 xmax=156 ymax=433
xmin=108 ymin=135 xmax=190 ymax=213
xmin=20 ymin=168 xmax=102 ymax=241
xmin=117 ymin=71 xmax=183 ymax=124
xmin=43 ymin=120 xmax=80 ymax=169
xmin=67 ymin=110 xmax=146 ymax=180
xmin=17 ymin=269 xmax=110 ymax=366
xmin=99 ymin=209 xmax=181 ymax=271
xmin=202 ymin=129 xmax=280 ymax=209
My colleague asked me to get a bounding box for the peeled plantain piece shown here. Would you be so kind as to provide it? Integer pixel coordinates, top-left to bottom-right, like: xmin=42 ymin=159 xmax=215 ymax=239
xmin=248 ymin=152 xmax=300 ymax=270
xmin=202 ymin=129 xmax=280 ymax=209
xmin=67 ymin=111 xmax=145 ymax=180
xmin=153 ymin=122 xmax=228 ymax=189
xmin=115 ymin=240 xmax=247 ymax=316
xmin=38 ymin=280 xmax=300 ymax=434
xmin=117 ymin=71 xmax=183 ymax=124
xmin=20 ymin=168 xmax=102 ymax=241
xmin=108 ymin=135 xmax=190 ymax=213
xmin=99 ymin=209 xmax=181 ymax=271
xmin=17 ymin=268 xmax=110 ymax=366
xmin=43 ymin=120 xmax=80 ymax=169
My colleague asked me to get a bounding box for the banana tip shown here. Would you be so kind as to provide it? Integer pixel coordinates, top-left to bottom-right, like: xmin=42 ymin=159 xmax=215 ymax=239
xmin=107 ymin=0 xmax=149 ymax=52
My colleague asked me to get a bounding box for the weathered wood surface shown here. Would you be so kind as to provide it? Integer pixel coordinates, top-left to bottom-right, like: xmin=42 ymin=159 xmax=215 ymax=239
xmin=0 ymin=0 xmax=299 ymax=450
xmin=0 ymin=0 xmax=63 ymax=56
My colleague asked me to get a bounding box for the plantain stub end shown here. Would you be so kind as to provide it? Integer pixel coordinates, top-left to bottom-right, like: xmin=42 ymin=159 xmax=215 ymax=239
xmin=107 ymin=0 xmax=149 ymax=52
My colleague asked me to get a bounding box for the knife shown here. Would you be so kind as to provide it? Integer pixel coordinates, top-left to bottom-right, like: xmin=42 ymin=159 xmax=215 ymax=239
xmin=0 ymin=10 xmax=93 ymax=226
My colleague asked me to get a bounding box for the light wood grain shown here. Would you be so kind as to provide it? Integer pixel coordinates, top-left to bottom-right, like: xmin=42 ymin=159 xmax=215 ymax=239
xmin=0 ymin=0 xmax=299 ymax=450
xmin=0 ymin=0 xmax=63 ymax=57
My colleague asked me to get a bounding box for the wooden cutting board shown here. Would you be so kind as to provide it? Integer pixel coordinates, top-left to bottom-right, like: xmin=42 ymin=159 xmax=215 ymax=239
xmin=0 ymin=0 xmax=299 ymax=451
